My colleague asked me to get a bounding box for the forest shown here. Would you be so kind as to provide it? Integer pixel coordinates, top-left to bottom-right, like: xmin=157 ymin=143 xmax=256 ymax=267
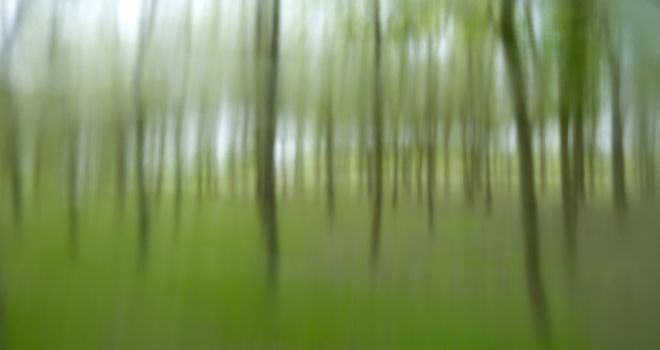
xmin=1 ymin=0 xmax=659 ymax=349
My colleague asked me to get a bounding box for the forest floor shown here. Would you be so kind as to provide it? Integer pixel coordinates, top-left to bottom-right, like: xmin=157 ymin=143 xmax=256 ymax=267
xmin=1 ymin=191 xmax=658 ymax=349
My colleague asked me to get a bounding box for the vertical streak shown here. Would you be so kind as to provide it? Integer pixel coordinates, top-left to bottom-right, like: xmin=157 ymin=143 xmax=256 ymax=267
xmin=370 ymin=0 xmax=384 ymax=267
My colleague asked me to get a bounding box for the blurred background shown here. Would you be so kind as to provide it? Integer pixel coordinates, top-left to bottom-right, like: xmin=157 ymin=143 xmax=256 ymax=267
xmin=1 ymin=0 xmax=660 ymax=349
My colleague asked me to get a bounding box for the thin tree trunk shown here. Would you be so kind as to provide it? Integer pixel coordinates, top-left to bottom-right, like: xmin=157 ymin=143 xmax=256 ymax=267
xmin=33 ymin=124 xmax=45 ymax=200
xmin=279 ymin=127 xmax=287 ymax=200
xmin=208 ymin=147 xmax=219 ymax=200
xmin=196 ymin=117 xmax=206 ymax=205
xmin=402 ymin=135 xmax=412 ymax=196
xmin=607 ymin=32 xmax=627 ymax=219
xmin=294 ymin=118 xmax=305 ymax=195
xmin=392 ymin=44 xmax=407 ymax=208
xmin=415 ymin=125 xmax=425 ymax=206
xmin=484 ymin=124 xmax=493 ymax=215
xmin=115 ymin=119 xmax=127 ymax=215
xmin=154 ymin=118 xmax=167 ymax=207
xmin=228 ymin=119 xmax=239 ymax=199
xmin=573 ymin=114 xmax=585 ymax=205
xmin=66 ymin=120 xmax=79 ymax=260
xmin=425 ymin=39 xmax=437 ymax=233
xmin=560 ymin=92 xmax=576 ymax=277
xmin=0 ymin=0 xmax=31 ymax=224
xmin=587 ymin=104 xmax=598 ymax=198
xmin=443 ymin=118 xmax=452 ymax=199
xmin=525 ymin=3 xmax=548 ymax=196
xmin=461 ymin=114 xmax=474 ymax=207
xmin=257 ymin=0 xmax=281 ymax=289
xmin=174 ymin=109 xmax=183 ymax=228
xmin=174 ymin=3 xmax=192 ymax=230
xmin=370 ymin=0 xmax=384 ymax=268
xmin=539 ymin=118 xmax=547 ymax=194
xmin=134 ymin=0 xmax=158 ymax=268
xmin=34 ymin=2 xmax=59 ymax=198
xmin=241 ymin=112 xmax=251 ymax=197
xmin=324 ymin=77 xmax=335 ymax=225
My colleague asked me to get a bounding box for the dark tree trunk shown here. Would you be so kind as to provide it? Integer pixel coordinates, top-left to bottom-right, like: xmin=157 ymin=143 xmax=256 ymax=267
xmin=174 ymin=3 xmax=192 ymax=231
xmin=34 ymin=2 xmax=59 ymax=199
xmin=134 ymin=0 xmax=158 ymax=268
xmin=484 ymin=124 xmax=493 ymax=215
xmin=241 ymin=112 xmax=251 ymax=197
xmin=415 ymin=123 xmax=425 ymax=206
xmin=324 ymin=80 xmax=335 ymax=225
xmin=425 ymin=39 xmax=438 ymax=233
xmin=135 ymin=105 xmax=149 ymax=268
xmin=294 ymin=118 xmax=305 ymax=196
xmin=314 ymin=120 xmax=323 ymax=198
xmin=560 ymin=92 xmax=577 ymax=277
xmin=391 ymin=44 xmax=407 ymax=208
xmin=66 ymin=120 xmax=79 ymax=260
xmin=443 ymin=119 xmax=452 ymax=200
xmin=228 ymin=119 xmax=239 ymax=199
xmin=501 ymin=0 xmax=550 ymax=341
xmin=402 ymin=136 xmax=412 ymax=196
xmin=0 ymin=0 xmax=31 ymax=224
xmin=370 ymin=0 xmax=384 ymax=268
xmin=607 ymin=37 xmax=627 ymax=219
xmin=587 ymin=103 xmax=598 ymax=199
xmin=573 ymin=115 xmax=585 ymax=205
xmin=33 ymin=124 xmax=45 ymax=200
xmin=391 ymin=126 xmax=400 ymax=208
xmin=279 ymin=127 xmax=287 ymax=200
xmin=256 ymin=0 xmax=281 ymax=289
xmin=115 ymin=119 xmax=127 ymax=215
xmin=525 ymin=3 xmax=547 ymax=196
xmin=196 ymin=117 xmax=206 ymax=205
xmin=174 ymin=110 xmax=183 ymax=229
xmin=154 ymin=118 xmax=167 ymax=207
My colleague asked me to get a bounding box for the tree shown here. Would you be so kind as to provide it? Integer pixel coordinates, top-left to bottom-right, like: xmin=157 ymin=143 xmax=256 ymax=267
xmin=370 ymin=0 xmax=384 ymax=268
xmin=256 ymin=0 xmax=282 ymax=289
xmin=134 ymin=0 xmax=158 ymax=268
xmin=174 ymin=1 xmax=193 ymax=231
xmin=500 ymin=0 xmax=550 ymax=341
xmin=424 ymin=37 xmax=438 ymax=233
xmin=323 ymin=54 xmax=336 ymax=226
xmin=1 ymin=0 xmax=31 ymax=224
xmin=605 ymin=17 xmax=627 ymax=219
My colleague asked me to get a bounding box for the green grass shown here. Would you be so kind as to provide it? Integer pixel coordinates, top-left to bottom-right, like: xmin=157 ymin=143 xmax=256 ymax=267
xmin=1 ymin=190 xmax=658 ymax=349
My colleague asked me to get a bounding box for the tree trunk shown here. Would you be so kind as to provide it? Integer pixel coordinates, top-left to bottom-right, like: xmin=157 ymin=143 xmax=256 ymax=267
xmin=134 ymin=0 xmax=158 ymax=268
xmin=174 ymin=110 xmax=183 ymax=229
xmin=294 ymin=118 xmax=305 ymax=196
xmin=0 ymin=0 xmax=31 ymax=224
xmin=370 ymin=0 xmax=384 ymax=268
xmin=228 ymin=118 xmax=239 ymax=199
xmin=324 ymin=78 xmax=336 ymax=225
xmin=607 ymin=37 xmax=627 ymax=219
xmin=484 ymin=124 xmax=493 ymax=215
xmin=501 ymin=0 xmax=550 ymax=341
xmin=443 ymin=118 xmax=452 ymax=199
xmin=425 ymin=39 xmax=437 ymax=233
xmin=66 ymin=120 xmax=79 ymax=260
xmin=392 ymin=44 xmax=407 ymax=208
xmin=560 ymin=97 xmax=577 ymax=280
xmin=573 ymin=114 xmax=585 ymax=205
xmin=257 ymin=0 xmax=281 ymax=289
xmin=154 ymin=118 xmax=167 ymax=207
xmin=115 ymin=119 xmax=127 ymax=215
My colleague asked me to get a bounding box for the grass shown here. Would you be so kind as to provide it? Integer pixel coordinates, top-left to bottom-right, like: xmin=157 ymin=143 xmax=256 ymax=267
xmin=1 ymin=188 xmax=658 ymax=349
